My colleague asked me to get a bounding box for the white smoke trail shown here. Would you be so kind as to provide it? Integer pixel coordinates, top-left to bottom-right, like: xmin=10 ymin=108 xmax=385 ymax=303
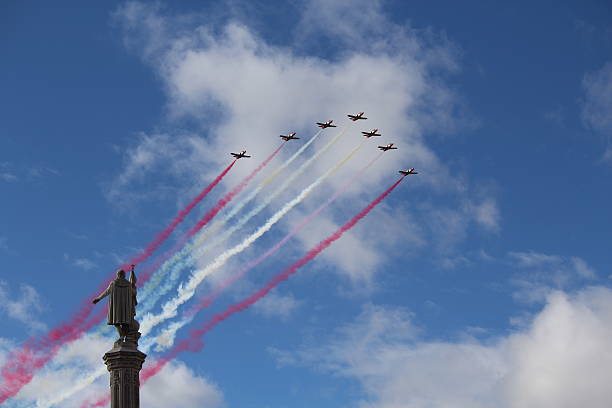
xmin=136 ymin=129 xmax=325 ymax=314
xmin=34 ymin=366 xmax=107 ymax=408
xmin=140 ymin=138 xmax=368 ymax=342
xmin=140 ymin=125 xmax=352 ymax=315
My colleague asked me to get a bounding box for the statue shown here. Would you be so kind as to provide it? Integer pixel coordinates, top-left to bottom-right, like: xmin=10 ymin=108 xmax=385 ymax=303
xmin=94 ymin=265 xmax=146 ymax=407
xmin=93 ymin=264 xmax=139 ymax=344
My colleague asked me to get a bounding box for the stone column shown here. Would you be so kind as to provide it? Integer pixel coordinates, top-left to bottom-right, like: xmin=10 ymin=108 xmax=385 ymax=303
xmin=103 ymin=324 xmax=146 ymax=408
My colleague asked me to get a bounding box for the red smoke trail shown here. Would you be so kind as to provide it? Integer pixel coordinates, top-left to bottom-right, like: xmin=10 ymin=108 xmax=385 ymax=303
xmin=138 ymin=176 xmax=406 ymax=384
xmin=0 ymin=160 xmax=238 ymax=403
xmin=188 ymin=152 xmax=385 ymax=315
xmin=80 ymin=394 xmax=110 ymax=408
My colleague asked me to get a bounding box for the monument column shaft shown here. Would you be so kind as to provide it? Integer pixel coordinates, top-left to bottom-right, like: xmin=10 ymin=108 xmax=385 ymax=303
xmin=104 ymin=348 xmax=146 ymax=408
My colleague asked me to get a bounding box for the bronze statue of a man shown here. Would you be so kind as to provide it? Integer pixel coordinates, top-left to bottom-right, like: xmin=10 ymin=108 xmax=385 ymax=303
xmin=93 ymin=265 xmax=138 ymax=341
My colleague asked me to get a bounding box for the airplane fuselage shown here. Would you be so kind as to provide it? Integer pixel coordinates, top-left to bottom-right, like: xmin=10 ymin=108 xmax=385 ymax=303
xmin=317 ymin=120 xmax=336 ymax=128
xmin=378 ymin=144 xmax=397 ymax=151
xmin=362 ymin=129 xmax=381 ymax=137
xmin=348 ymin=112 xmax=367 ymax=121
xmin=231 ymin=150 xmax=251 ymax=159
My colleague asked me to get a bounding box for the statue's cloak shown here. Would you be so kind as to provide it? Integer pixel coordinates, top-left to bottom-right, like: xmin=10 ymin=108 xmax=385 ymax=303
xmin=99 ymin=278 xmax=137 ymax=325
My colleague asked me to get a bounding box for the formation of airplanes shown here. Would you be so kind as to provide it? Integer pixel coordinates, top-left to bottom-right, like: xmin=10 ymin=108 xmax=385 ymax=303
xmin=231 ymin=112 xmax=418 ymax=175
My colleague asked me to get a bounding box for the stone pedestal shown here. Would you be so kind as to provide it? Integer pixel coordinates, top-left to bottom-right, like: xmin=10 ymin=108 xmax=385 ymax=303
xmin=103 ymin=325 xmax=146 ymax=408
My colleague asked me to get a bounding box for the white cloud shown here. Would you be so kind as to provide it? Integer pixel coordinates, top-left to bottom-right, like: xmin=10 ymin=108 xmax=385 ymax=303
xmin=142 ymin=360 xmax=224 ymax=408
xmin=6 ymin=332 xmax=224 ymax=408
xmin=0 ymin=281 xmax=46 ymax=332
xmin=508 ymin=251 xmax=597 ymax=303
xmin=509 ymin=251 xmax=563 ymax=267
xmin=423 ymin=196 xmax=500 ymax=254
xmin=0 ymin=172 xmax=18 ymax=182
xmin=275 ymin=287 xmax=612 ymax=408
xmin=603 ymin=146 xmax=612 ymax=163
xmin=104 ymin=132 xmax=215 ymax=207
xmin=0 ymin=163 xmax=58 ymax=183
xmin=570 ymin=256 xmax=596 ymax=279
xmin=252 ymin=290 xmax=300 ymax=320
xmin=470 ymin=197 xmax=500 ymax=232
xmin=27 ymin=166 xmax=60 ymax=179
xmin=72 ymin=258 xmax=98 ymax=271
xmin=582 ymin=61 xmax=612 ymax=135
xmin=108 ymin=1 xmax=498 ymax=286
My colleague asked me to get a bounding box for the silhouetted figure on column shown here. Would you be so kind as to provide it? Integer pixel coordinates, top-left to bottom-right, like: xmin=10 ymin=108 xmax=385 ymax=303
xmin=93 ymin=265 xmax=138 ymax=344
xmin=93 ymin=264 xmax=146 ymax=408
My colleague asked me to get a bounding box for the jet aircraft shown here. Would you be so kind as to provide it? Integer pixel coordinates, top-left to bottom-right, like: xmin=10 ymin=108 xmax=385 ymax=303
xmin=280 ymin=132 xmax=300 ymax=141
xmin=361 ymin=129 xmax=382 ymax=138
xmin=399 ymin=168 xmax=418 ymax=175
xmin=231 ymin=150 xmax=251 ymax=159
xmin=378 ymin=143 xmax=397 ymax=151
xmin=316 ymin=120 xmax=337 ymax=129
xmin=348 ymin=112 xmax=368 ymax=121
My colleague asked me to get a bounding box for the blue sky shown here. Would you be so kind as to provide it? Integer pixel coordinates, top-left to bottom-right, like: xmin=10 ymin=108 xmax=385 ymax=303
xmin=1 ymin=1 xmax=612 ymax=407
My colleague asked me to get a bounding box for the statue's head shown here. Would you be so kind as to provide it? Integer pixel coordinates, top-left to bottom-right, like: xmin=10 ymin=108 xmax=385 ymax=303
xmin=116 ymin=269 xmax=126 ymax=279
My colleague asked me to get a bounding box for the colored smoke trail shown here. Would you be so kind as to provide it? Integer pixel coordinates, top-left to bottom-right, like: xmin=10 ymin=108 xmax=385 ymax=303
xmin=27 ymin=142 xmax=285 ymax=408
xmin=126 ymin=159 xmax=237 ymax=271
xmin=139 ymin=126 xmax=346 ymax=316
xmin=187 ymin=129 xmax=325 ymax=250
xmin=31 ymin=128 xmax=350 ymax=408
xmin=51 ymin=171 xmax=402 ymax=408
xmin=153 ymin=151 xmax=385 ymax=347
xmin=27 ymin=140 xmax=299 ymax=408
xmin=189 ymin=126 xmax=352 ymax=257
xmin=195 ymin=151 xmax=384 ymax=310
xmin=0 ymin=309 xmax=107 ymax=404
xmin=138 ymin=142 xmax=285 ymax=295
xmin=139 ymin=136 xmax=366 ymax=341
xmin=139 ymin=142 xmax=286 ymax=313
xmin=0 ymin=160 xmax=238 ymax=404
xmin=140 ymin=176 xmax=407 ymax=383
xmin=91 ymin=143 xmax=285 ymax=342
xmin=80 ymin=395 xmax=109 ymax=408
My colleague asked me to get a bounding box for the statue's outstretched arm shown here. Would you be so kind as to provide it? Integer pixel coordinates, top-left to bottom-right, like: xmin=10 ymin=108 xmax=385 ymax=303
xmin=129 ymin=264 xmax=137 ymax=286
xmin=92 ymin=283 xmax=112 ymax=304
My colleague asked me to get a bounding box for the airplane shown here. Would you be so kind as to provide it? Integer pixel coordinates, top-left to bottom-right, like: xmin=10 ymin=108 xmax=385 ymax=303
xmin=399 ymin=168 xmax=418 ymax=175
xmin=231 ymin=150 xmax=251 ymax=159
xmin=378 ymin=143 xmax=398 ymax=151
xmin=348 ymin=112 xmax=367 ymax=121
xmin=280 ymin=132 xmax=300 ymax=141
xmin=361 ymin=128 xmax=382 ymax=138
xmin=316 ymin=120 xmax=337 ymax=129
